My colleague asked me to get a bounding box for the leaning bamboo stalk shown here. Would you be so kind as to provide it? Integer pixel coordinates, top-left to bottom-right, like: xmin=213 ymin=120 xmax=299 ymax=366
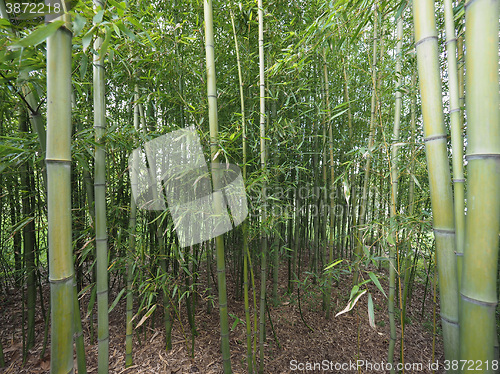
xmin=412 ymin=0 xmax=459 ymax=367
xmin=460 ymin=0 xmax=500 ymax=367
xmin=46 ymin=11 xmax=74 ymax=374
xmin=93 ymin=1 xmax=109 ymax=372
xmin=204 ymin=1 xmax=232 ymax=372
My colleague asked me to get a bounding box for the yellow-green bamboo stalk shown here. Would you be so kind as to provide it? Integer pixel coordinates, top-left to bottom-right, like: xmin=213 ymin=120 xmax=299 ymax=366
xmin=229 ymin=8 xmax=253 ymax=373
xmin=204 ymin=1 xmax=232 ymax=372
xmin=443 ymin=0 xmax=465 ymax=293
xmin=412 ymin=0 xmax=459 ymax=367
xmin=388 ymin=15 xmax=403 ymax=371
xmin=93 ymin=1 xmax=109 ymax=372
xmin=257 ymin=1 xmax=267 ymax=373
xmin=46 ymin=11 xmax=74 ymax=374
xmin=460 ymin=0 xmax=500 ymax=368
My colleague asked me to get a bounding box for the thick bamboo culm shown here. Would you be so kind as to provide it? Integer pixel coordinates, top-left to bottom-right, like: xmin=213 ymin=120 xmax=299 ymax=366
xmin=412 ymin=0 xmax=459 ymax=368
xmin=46 ymin=13 xmax=74 ymax=374
xmin=460 ymin=0 xmax=500 ymax=368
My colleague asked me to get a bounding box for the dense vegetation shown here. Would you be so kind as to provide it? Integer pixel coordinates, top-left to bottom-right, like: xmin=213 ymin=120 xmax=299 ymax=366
xmin=0 ymin=0 xmax=498 ymax=373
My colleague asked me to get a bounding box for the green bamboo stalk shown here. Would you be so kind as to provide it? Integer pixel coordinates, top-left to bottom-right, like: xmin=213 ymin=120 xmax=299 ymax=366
xmin=354 ymin=7 xmax=378 ymax=284
xmin=229 ymin=8 xmax=253 ymax=373
xmin=412 ymin=0 xmax=459 ymax=367
xmin=460 ymin=0 xmax=500 ymax=368
xmin=74 ymin=280 xmax=88 ymax=374
xmin=125 ymin=89 xmax=140 ymax=367
xmin=46 ymin=11 xmax=74 ymax=374
xmin=257 ymin=1 xmax=267 ymax=373
xmin=443 ymin=0 xmax=465 ymax=295
xmin=388 ymin=14 xmax=403 ymax=372
xmin=93 ymin=1 xmax=109 ymax=372
xmin=322 ymin=48 xmax=334 ymax=320
xmin=203 ymin=1 xmax=232 ymax=372
xmin=19 ymin=111 xmax=36 ymax=353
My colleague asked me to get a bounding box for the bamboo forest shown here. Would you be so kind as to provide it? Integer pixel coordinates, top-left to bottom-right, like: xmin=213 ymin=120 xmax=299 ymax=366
xmin=0 ymin=0 xmax=499 ymax=373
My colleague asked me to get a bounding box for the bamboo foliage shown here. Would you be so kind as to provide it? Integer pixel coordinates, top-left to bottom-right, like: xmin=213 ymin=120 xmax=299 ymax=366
xmin=46 ymin=11 xmax=74 ymax=374
xmin=203 ymin=0 xmax=232 ymax=372
xmin=460 ymin=0 xmax=500 ymax=367
xmin=412 ymin=0 xmax=459 ymax=367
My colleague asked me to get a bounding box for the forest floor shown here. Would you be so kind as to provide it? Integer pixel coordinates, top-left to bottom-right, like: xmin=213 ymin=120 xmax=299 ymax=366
xmin=0 ymin=256 xmax=444 ymax=374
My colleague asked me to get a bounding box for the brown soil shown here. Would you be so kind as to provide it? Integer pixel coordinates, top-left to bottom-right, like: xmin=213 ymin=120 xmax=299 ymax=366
xmin=0 ymin=256 xmax=444 ymax=374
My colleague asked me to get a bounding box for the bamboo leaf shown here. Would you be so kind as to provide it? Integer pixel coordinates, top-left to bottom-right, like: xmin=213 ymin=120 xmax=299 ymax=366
xmin=324 ymin=259 xmax=343 ymax=271
xmin=86 ymin=285 xmax=97 ymax=319
xmin=367 ymin=293 xmax=376 ymax=329
xmin=108 ymin=288 xmax=125 ymax=313
xmin=93 ymin=9 xmax=104 ymax=25
xmin=73 ymin=14 xmax=86 ymax=37
xmin=11 ymin=20 xmax=64 ymax=48
xmin=369 ymin=271 xmax=387 ymax=298
xmin=135 ymin=304 xmax=156 ymax=329
xmin=99 ymin=26 xmax=112 ymax=59
xmin=335 ymin=289 xmax=367 ymax=317
xmin=82 ymin=27 xmax=95 ymax=52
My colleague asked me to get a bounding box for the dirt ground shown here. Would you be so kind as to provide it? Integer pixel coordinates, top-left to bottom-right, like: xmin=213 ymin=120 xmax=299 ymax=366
xmin=0 ymin=258 xmax=444 ymax=374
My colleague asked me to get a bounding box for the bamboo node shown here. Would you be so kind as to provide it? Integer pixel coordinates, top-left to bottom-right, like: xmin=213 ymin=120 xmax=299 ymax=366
xmin=461 ymin=293 xmax=497 ymax=307
xmin=415 ymin=35 xmax=438 ymax=48
xmin=423 ymin=134 xmax=447 ymax=143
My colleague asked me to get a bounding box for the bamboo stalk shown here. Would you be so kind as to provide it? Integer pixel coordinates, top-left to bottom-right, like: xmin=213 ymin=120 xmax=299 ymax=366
xmin=257 ymin=1 xmax=267 ymax=373
xmin=203 ymin=1 xmax=232 ymax=372
xmin=229 ymin=7 xmax=253 ymax=372
xmin=46 ymin=10 xmax=74 ymax=374
xmin=388 ymin=14 xmax=403 ymax=371
xmin=443 ymin=0 xmax=465 ymax=296
xmin=460 ymin=0 xmax=500 ymax=368
xmin=412 ymin=0 xmax=459 ymax=367
xmin=93 ymin=1 xmax=109 ymax=372
xmin=322 ymin=48 xmax=334 ymax=320
xmin=354 ymin=7 xmax=379 ymax=284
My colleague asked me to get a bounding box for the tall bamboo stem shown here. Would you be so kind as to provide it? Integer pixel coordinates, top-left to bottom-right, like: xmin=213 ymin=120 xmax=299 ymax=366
xmin=412 ymin=0 xmax=459 ymax=366
xmin=204 ymin=1 xmax=232 ymax=372
xmin=46 ymin=11 xmax=74 ymax=374
xmin=388 ymin=14 xmax=403 ymax=370
xmin=93 ymin=1 xmax=109 ymax=372
xmin=443 ymin=0 xmax=465 ymax=296
xmin=257 ymin=1 xmax=267 ymax=372
xmin=460 ymin=0 xmax=500 ymax=367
